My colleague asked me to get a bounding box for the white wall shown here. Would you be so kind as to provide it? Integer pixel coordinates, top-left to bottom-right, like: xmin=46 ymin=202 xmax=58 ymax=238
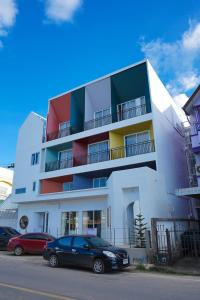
xmin=146 ymin=61 xmax=190 ymax=219
xmin=11 ymin=112 xmax=46 ymax=203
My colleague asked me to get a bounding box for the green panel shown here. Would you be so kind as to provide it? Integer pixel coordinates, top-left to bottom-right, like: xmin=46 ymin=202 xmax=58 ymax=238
xmin=70 ymin=87 xmax=85 ymax=134
xmin=111 ymin=62 xmax=151 ymax=122
xmin=46 ymin=142 xmax=73 ymax=163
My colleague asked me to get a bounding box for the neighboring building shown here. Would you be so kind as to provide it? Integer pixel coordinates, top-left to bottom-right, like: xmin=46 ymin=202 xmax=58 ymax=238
xmin=0 ymin=167 xmax=13 ymax=205
xmin=176 ymin=84 xmax=200 ymax=220
xmin=10 ymin=60 xmax=191 ymax=243
xmin=0 ymin=167 xmax=17 ymax=228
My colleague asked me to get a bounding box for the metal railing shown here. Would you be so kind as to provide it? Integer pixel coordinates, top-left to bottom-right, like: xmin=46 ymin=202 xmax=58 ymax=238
xmin=45 ymin=140 xmax=155 ymax=172
xmin=111 ymin=140 xmax=155 ymax=160
xmin=74 ymin=149 xmax=110 ymax=166
xmin=45 ymin=158 xmax=73 ymax=172
xmin=117 ymin=104 xmax=146 ymax=121
xmin=46 ymin=127 xmax=71 ymax=142
xmin=84 ymin=114 xmax=112 ymax=131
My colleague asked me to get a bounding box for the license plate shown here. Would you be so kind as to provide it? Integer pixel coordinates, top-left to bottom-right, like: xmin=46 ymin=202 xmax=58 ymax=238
xmin=123 ymin=259 xmax=128 ymax=265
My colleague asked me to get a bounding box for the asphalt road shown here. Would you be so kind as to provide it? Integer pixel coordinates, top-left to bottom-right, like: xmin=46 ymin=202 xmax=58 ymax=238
xmin=0 ymin=251 xmax=200 ymax=300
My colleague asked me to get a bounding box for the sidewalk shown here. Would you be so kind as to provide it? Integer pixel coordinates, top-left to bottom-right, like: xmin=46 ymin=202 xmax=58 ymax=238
xmin=128 ymin=257 xmax=200 ymax=276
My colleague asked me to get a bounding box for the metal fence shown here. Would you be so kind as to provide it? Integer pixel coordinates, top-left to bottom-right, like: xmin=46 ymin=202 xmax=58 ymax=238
xmin=146 ymin=221 xmax=200 ymax=264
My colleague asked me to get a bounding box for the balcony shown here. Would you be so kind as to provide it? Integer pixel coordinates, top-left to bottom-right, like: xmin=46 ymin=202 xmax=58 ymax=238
xmin=84 ymin=114 xmax=112 ymax=131
xmin=46 ymin=127 xmax=71 ymax=142
xmin=45 ymin=158 xmax=73 ymax=172
xmin=111 ymin=140 xmax=155 ymax=159
xmin=45 ymin=140 xmax=155 ymax=172
xmin=117 ymin=104 xmax=146 ymax=122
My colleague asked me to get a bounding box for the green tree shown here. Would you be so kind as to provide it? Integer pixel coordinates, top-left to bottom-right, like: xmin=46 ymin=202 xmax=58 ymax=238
xmin=135 ymin=213 xmax=147 ymax=248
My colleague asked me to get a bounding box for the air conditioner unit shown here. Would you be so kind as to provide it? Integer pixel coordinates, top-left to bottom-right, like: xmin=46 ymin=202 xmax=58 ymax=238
xmin=195 ymin=165 xmax=200 ymax=176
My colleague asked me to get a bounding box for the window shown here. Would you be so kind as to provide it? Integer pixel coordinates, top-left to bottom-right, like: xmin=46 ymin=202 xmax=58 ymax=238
xmin=93 ymin=177 xmax=107 ymax=188
xmin=15 ymin=188 xmax=26 ymax=194
xmin=58 ymin=237 xmax=72 ymax=247
xmin=31 ymin=152 xmax=40 ymax=165
xmin=63 ymin=182 xmax=73 ymax=191
xmin=88 ymin=141 xmax=109 ymax=164
xmin=72 ymin=237 xmax=87 ymax=248
xmin=32 ymin=181 xmax=36 ymax=191
xmin=21 ymin=234 xmax=35 ymax=240
xmin=125 ymin=131 xmax=150 ymax=157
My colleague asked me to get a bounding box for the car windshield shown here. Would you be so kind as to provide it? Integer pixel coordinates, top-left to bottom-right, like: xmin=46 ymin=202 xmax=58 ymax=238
xmin=6 ymin=228 xmax=20 ymax=235
xmin=86 ymin=236 xmax=111 ymax=247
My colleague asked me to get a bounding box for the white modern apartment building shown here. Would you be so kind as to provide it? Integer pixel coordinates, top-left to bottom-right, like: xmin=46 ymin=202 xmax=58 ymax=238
xmin=10 ymin=60 xmax=192 ymax=243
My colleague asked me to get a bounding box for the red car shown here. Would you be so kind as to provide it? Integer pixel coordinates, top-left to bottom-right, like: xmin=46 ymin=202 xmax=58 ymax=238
xmin=7 ymin=232 xmax=55 ymax=256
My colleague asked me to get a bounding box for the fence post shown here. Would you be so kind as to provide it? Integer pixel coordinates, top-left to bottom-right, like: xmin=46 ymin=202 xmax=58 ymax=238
xmin=193 ymin=231 xmax=198 ymax=257
xmin=166 ymin=229 xmax=172 ymax=263
xmin=151 ymin=218 xmax=158 ymax=255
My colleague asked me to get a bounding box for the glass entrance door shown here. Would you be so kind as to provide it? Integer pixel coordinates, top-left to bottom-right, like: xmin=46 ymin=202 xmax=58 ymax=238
xmin=83 ymin=210 xmax=101 ymax=237
xmin=61 ymin=212 xmax=78 ymax=236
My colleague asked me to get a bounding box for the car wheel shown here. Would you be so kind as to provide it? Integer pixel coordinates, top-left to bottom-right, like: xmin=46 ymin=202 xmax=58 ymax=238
xmin=49 ymin=255 xmax=59 ymax=268
xmin=14 ymin=246 xmax=23 ymax=256
xmin=93 ymin=258 xmax=105 ymax=274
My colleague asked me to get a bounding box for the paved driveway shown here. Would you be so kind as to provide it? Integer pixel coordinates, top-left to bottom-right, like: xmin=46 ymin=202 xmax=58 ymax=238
xmin=0 ymin=251 xmax=200 ymax=300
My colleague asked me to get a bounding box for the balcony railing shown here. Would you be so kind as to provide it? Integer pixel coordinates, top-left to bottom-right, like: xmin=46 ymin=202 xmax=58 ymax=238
xmin=111 ymin=140 xmax=155 ymax=160
xmin=84 ymin=114 xmax=112 ymax=131
xmin=117 ymin=104 xmax=146 ymax=121
xmin=46 ymin=127 xmax=71 ymax=142
xmin=45 ymin=158 xmax=73 ymax=172
xmin=44 ymin=140 xmax=155 ymax=172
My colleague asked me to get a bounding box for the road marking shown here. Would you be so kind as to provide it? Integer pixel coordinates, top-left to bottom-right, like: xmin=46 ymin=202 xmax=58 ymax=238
xmin=0 ymin=282 xmax=75 ymax=300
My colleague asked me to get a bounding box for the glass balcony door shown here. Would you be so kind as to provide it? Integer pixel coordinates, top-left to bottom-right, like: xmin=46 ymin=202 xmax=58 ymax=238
xmin=94 ymin=107 xmax=111 ymax=128
xmin=125 ymin=131 xmax=150 ymax=157
xmin=58 ymin=149 xmax=72 ymax=169
xmin=59 ymin=121 xmax=70 ymax=138
xmin=118 ymin=97 xmax=146 ymax=121
xmin=88 ymin=141 xmax=109 ymax=164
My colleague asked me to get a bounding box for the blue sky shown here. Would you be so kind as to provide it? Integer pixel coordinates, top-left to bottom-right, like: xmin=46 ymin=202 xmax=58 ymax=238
xmin=0 ymin=0 xmax=200 ymax=166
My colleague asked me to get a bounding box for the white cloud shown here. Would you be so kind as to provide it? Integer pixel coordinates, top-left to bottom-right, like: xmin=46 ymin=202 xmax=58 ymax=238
xmin=173 ymin=93 xmax=188 ymax=108
xmin=183 ymin=22 xmax=200 ymax=51
xmin=140 ymin=21 xmax=200 ymax=106
xmin=0 ymin=0 xmax=17 ymax=46
xmin=45 ymin=0 xmax=82 ymax=23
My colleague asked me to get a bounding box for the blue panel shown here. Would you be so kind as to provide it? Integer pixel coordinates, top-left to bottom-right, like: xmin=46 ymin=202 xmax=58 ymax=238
xmin=73 ymin=175 xmax=92 ymax=190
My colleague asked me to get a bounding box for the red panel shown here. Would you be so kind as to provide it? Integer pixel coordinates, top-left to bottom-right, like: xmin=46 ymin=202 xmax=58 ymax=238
xmin=41 ymin=180 xmax=62 ymax=194
xmin=73 ymin=132 xmax=109 ymax=166
xmin=73 ymin=140 xmax=88 ymax=166
xmin=46 ymin=93 xmax=71 ymax=139
xmin=40 ymin=175 xmax=73 ymax=194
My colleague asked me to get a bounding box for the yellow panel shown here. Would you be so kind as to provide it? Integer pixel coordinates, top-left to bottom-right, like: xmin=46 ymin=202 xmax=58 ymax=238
xmin=109 ymin=121 xmax=154 ymax=160
xmin=109 ymin=131 xmax=125 ymax=160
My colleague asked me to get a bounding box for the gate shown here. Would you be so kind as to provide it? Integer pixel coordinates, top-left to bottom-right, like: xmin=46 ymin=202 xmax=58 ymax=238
xmin=146 ymin=218 xmax=200 ymax=264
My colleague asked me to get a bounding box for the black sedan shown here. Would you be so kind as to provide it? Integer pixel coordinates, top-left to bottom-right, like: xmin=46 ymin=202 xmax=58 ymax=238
xmin=43 ymin=235 xmax=129 ymax=273
xmin=0 ymin=226 xmax=20 ymax=250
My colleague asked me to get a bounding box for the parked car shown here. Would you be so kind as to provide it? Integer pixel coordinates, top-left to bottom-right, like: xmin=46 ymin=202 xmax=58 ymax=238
xmin=43 ymin=235 xmax=130 ymax=274
xmin=181 ymin=230 xmax=200 ymax=256
xmin=7 ymin=232 xmax=55 ymax=256
xmin=0 ymin=227 xmax=20 ymax=250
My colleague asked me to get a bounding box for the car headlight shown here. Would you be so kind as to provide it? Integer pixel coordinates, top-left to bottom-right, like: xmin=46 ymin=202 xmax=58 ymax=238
xmin=103 ymin=251 xmax=116 ymax=258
